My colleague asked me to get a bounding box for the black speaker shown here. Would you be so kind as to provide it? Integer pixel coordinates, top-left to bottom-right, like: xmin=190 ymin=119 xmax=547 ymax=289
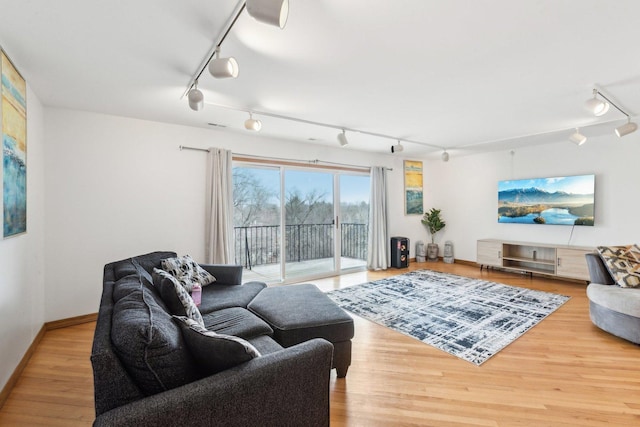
xmin=391 ymin=236 xmax=409 ymax=268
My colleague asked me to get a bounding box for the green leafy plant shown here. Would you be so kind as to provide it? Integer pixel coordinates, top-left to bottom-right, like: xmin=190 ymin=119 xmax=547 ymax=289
xmin=421 ymin=208 xmax=446 ymax=244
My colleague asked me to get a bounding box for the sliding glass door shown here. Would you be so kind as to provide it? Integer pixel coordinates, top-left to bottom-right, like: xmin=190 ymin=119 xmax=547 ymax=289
xmin=339 ymin=174 xmax=370 ymax=271
xmin=232 ymin=165 xmax=282 ymax=281
xmin=233 ymin=162 xmax=370 ymax=283
xmin=284 ymin=169 xmax=335 ymax=280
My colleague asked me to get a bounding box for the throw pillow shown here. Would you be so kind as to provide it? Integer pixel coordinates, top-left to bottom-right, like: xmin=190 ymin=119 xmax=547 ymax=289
xmin=161 ymin=254 xmax=216 ymax=292
xmin=111 ymin=288 xmax=199 ymax=396
xmin=152 ymin=268 xmax=205 ymax=326
xmin=597 ymin=245 xmax=640 ymax=288
xmin=173 ymin=316 xmax=261 ymax=376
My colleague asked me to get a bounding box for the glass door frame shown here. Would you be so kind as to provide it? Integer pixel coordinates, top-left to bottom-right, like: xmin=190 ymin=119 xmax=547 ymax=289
xmin=233 ymin=160 xmax=369 ymax=285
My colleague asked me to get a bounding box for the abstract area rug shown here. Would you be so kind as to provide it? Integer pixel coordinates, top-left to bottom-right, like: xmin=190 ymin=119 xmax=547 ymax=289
xmin=327 ymin=270 xmax=570 ymax=365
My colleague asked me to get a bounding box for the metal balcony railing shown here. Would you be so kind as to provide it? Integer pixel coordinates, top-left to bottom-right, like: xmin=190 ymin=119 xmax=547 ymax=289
xmin=234 ymin=223 xmax=368 ymax=269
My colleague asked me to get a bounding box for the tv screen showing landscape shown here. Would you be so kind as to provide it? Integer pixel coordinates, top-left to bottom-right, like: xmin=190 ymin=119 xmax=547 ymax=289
xmin=498 ymin=174 xmax=595 ymax=226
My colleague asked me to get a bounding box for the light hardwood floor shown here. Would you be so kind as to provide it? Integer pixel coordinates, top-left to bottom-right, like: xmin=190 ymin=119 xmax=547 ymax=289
xmin=1 ymin=261 xmax=639 ymax=426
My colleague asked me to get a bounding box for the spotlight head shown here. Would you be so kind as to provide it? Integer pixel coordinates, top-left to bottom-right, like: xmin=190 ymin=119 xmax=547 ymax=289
xmin=244 ymin=113 xmax=262 ymax=131
xmin=615 ymin=120 xmax=638 ymax=137
xmin=209 ymin=48 xmax=239 ymax=78
xmin=244 ymin=118 xmax=262 ymax=131
xmin=187 ymin=87 xmax=204 ymax=111
xmin=337 ymin=130 xmax=348 ymax=146
xmin=584 ymin=96 xmax=610 ymax=117
xmin=246 ymin=0 xmax=289 ymax=29
xmin=391 ymin=141 xmax=403 ymax=153
xmin=441 ymin=151 xmax=450 ymax=162
xmin=569 ymin=129 xmax=587 ymax=145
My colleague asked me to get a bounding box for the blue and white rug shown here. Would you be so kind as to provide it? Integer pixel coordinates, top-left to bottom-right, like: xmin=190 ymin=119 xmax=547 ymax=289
xmin=327 ymin=270 xmax=570 ymax=365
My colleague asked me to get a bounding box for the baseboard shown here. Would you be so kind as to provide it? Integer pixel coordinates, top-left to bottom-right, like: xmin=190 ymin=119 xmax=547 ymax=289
xmin=412 ymin=257 xmax=476 ymax=267
xmin=45 ymin=313 xmax=97 ymax=330
xmin=451 ymin=258 xmax=477 ymax=267
xmin=0 ymin=324 xmax=46 ymax=409
xmin=0 ymin=312 xmax=98 ymax=410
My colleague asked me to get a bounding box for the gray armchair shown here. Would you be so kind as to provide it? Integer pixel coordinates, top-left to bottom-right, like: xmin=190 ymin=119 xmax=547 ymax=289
xmin=585 ymin=253 xmax=640 ymax=344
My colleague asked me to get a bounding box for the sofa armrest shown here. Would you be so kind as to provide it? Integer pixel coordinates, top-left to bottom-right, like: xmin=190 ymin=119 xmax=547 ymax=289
xmin=93 ymin=338 xmax=333 ymax=427
xmin=199 ymin=264 xmax=243 ymax=285
xmin=585 ymin=253 xmax=615 ymax=285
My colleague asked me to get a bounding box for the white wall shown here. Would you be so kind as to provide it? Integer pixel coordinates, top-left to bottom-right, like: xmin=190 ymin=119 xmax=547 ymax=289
xmin=0 ymin=84 xmax=46 ymax=391
xmin=42 ymin=107 xmax=640 ymax=322
xmin=424 ymin=133 xmax=640 ymax=262
xmin=43 ymin=108 xmax=397 ymax=321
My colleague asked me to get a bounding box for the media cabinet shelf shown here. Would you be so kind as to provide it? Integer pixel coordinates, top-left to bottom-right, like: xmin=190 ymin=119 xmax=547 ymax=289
xmin=477 ymin=239 xmax=594 ymax=282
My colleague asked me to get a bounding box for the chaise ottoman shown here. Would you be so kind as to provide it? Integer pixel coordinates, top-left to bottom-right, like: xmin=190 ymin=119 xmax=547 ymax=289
xmin=248 ymin=283 xmax=354 ymax=377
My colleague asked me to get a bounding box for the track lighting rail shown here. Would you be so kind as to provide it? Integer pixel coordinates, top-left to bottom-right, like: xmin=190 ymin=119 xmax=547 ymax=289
xmin=593 ymin=89 xmax=631 ymax=118
xmin=183 ymin=2 xmax=247 ymax=98
xmin=201 ymin=100 xmax=445 ymax=151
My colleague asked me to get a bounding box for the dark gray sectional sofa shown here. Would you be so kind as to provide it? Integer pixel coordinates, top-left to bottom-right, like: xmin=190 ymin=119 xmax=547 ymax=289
xmin=91 ymin=251 xmax=333 ymax=427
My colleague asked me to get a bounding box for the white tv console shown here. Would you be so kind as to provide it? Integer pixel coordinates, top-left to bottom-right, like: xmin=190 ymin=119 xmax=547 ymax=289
xmin=477 ymin=239 xmax=594 ymax=282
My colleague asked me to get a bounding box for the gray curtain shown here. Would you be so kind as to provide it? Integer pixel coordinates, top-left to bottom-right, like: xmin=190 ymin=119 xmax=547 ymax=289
xmin=367 ymin=166 xmax=388 ymax=270
xmin=205 ymin=148 xmax=234 ymax=264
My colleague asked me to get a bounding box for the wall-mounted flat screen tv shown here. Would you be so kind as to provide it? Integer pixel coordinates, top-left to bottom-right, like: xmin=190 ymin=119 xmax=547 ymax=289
xmin=498 ymin=174 xmax=595 ymax=226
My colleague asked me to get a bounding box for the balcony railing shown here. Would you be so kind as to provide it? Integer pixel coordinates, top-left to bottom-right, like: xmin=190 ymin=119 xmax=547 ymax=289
xmin=234 ymin=223 xmax=368 ymax=269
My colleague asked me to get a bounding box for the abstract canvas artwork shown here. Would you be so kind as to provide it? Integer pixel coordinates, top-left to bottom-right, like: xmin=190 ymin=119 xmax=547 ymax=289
xmin=1 ymin=49 xmax=27 ymax=237
xmin=404 ymin=160 xmax=423 ymax=215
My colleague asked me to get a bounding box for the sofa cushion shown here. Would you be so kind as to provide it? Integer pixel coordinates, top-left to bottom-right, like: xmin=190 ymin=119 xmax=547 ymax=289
xmin=112 ymin=251 xmax=177 ymax=281
xmin=597 ymin=245 xmax=640 ymax=288
xmin=152 ymin=268 xmax=204 ymax=326
xmin=587 ymin=283 xmax=640 ymax=318
xmin=247 ymin=335 xmax=284 ymax=355
xmin=201 ymin=306 xmax=273 ymax=339
xmin=585 ymin=253 xmax=615 ymax=286
xmin=113 ymin=275 xmax=149 ymax=303
xmin=111 ymin=287 xmax=199 ymax=396
xmin=161 ymin=254 xmax=215 ymax=292
xmin=174 ymin=316 xmax=261 ymax=376
xmin=199 ymin=281 xmax=267 ymax=314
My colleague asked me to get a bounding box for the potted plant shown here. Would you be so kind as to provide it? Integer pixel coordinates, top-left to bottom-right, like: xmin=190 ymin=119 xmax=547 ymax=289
xmin=421 ymin=208 xmax=446 ymax=262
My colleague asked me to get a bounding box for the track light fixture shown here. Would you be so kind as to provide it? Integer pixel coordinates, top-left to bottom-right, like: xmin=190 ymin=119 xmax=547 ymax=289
xmin=441 ymin=150 xmax=450 ymax=162
xmin=337 ymin=129 xmax=348 ymax=146
xmin=391 ymin=141 xmax=404 ymax=153
xmin=585 ymin=89 xmax=610 ymax=117
xmin=209 ymin=47 xmax=239 ymax=79
xmin=583 ymin=88 xmax=637 ymax=138
xmin=615 ymin=117 xmax=638 ymax=137
xmin=187 ymin=81 xmax=204 ymax=111
xmin=244 ymin=112 xmax=262 ymax=131
xmin=246 ymin=0 xmax=289 ymax=29
xmin=569 ymin=128 xmax=587 ymax=146
xmin=186 ymin=1 xmax=290 ymax=114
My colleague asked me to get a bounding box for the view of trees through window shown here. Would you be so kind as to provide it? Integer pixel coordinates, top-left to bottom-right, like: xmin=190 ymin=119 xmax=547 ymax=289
xmin=232 ymin=164 xmax=370 ymax=281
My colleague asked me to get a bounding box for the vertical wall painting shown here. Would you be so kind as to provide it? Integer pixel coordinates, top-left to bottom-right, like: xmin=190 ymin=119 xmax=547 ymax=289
xmin=404 ymin=160 xmax=423 ymax=215
xmin=1 ymin=49 xmax=27 ymax=237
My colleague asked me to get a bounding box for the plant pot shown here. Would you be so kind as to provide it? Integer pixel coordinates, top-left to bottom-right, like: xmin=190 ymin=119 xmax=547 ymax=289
xmin=427 ymin=243 xmax=439 ymax=262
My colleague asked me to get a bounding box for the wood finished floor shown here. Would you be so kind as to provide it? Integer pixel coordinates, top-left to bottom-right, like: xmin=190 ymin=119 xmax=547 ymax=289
xmin=1 ymin=261 xmax=639 ymax=426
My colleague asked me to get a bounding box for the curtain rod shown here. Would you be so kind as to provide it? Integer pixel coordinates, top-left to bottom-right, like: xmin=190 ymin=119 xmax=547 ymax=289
xmin=178 ymin=145 xmax=392 ymax=171
xmin=179 ymin=145 xmax=209 ymax=152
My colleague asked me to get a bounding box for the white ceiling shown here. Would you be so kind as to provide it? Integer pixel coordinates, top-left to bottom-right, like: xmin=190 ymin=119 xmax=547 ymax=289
xmin=1 ymin=0 xmax=639 ymax=157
